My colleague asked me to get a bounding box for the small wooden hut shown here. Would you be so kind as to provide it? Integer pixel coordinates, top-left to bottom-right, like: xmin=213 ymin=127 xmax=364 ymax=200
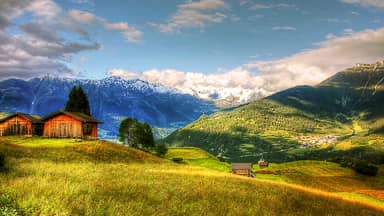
xmin=258 ymin=159 xmax=269 ymax=169
xmin=42 ymin=110 xmax=102 ymax=138
xmin=231 ymin=163 xmax=254 ymax=177
xmin=0 ymin=113 xmax=43 ymax=136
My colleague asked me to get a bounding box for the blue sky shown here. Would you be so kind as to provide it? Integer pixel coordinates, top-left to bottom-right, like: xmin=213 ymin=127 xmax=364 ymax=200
xmin=61 ymin=0 xmax=384 ymax=77
xmin=1 ymin=0 xmax=384 ymax=102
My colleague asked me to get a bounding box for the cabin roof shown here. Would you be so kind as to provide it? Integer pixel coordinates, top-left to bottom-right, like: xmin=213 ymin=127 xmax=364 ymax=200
xmin=42 ymin=110 xmax=103 ymax=123
xmin=231 ymin=163 xmax=253 ymax=170
xmin=0 ymin=112 xmax=43 ymax=123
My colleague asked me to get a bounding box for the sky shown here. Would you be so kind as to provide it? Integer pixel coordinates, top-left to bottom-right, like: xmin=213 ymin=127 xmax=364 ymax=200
xmin=1 ymin=0 xmax=384 ymax=102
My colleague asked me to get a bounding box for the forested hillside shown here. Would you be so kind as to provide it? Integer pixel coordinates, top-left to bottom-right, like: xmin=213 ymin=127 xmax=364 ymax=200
xmin=163 ymin=61 xmax=384 ymax=163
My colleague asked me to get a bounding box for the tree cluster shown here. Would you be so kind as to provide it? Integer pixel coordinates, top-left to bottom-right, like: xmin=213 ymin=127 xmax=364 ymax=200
xmin=118 ymin=118 xmax=155 ymax=150
xmin=65 ymin=86 xmax=91 ymax=116
xmin=332 ymin=156 xmax=379 ymax=176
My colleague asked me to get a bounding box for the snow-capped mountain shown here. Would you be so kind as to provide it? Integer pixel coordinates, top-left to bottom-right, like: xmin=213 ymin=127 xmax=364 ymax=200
xmin=0 ymin=76 xmax=217 ymax=139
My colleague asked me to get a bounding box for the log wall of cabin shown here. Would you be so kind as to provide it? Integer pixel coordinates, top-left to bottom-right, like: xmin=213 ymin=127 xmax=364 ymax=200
xmin=0 ymin=116 xmax=33 ymax=136
xmin=91 ymin=124 xmax=98 ymax=138
xmin=43 ymin=114 xmax=83 ymax=138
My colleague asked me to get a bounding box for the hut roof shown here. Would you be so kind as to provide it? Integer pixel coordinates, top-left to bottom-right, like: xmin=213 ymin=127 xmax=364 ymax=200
xmin=231 ymin=163 xmax=253 ymax=170
xmin=42 ymin=110 xmax=103 ymax=123
xmin=0 ymin=112 xmax=43 ymax=123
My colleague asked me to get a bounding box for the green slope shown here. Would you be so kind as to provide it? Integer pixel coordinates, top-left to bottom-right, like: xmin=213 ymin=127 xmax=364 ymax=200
xmin=1 ymin=137 xmax=384 ymax=215
xmin=163 ymin=61 xmax=384 ymax=163
xmin=165 ymin=147 xmax=230 ymax=172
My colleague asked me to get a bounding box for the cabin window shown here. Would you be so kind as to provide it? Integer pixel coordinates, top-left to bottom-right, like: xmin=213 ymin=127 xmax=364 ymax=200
xmin=83 ymin=123 xmax=93 ymax=135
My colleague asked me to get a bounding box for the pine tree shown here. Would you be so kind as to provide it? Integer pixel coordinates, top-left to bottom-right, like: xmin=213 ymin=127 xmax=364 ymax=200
xmin=140 ymin=123 xmax=155 ymax=149
xmin=65 ymin=86 xmax=91 ymax=115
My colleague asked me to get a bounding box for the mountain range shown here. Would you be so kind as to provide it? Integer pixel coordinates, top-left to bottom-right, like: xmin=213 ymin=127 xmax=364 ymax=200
xmin=163 ymin=61 xmax=384 ymax=163
xmin=0 ymin=76 xmax=217 ymax=139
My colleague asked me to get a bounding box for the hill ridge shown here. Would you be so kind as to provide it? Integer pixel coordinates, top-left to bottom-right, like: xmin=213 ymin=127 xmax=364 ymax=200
xmin=163 ymin=61 xmax=384 ymax=163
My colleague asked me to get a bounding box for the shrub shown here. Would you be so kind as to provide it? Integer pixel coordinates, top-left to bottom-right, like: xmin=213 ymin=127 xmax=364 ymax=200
xmin=331 ymin=156 xmax=378 ymax=176
xmin=172 ymin=158 xmax=183 ymax=163
xmin=353 ymin=160 xmax=378 ymax=176
xmin=155 ymin=143 xmax=168 ymax=157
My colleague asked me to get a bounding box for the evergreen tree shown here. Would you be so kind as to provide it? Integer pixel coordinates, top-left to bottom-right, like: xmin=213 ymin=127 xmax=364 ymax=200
xmin=65 ymin=86 xmax=91 ymax=115
xmin=140 ymin=123 xmax=155 ymax=149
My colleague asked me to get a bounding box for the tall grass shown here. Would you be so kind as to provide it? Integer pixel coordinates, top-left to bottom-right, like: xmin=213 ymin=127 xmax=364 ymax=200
xmin=0 ymin=137 xmax=383 ymax=215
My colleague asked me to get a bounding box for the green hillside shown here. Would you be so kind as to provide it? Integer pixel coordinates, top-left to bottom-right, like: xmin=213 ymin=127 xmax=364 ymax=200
xmin=163 ymin=61 xmax=384 ymax=163
xmin=165 ymin=147 xmax=229 ymax=172
xmin=165 ymin=147 xmax=384 ymax=208
xmin=1 ymin=137 xmax=384 ymax=215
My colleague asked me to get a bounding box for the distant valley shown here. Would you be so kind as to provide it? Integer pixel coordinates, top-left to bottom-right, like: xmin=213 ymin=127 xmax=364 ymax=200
xmin=0 ymin=77 xmax=217 ymax=139
xmin=164 ymin=61 xmax=384 ymax=163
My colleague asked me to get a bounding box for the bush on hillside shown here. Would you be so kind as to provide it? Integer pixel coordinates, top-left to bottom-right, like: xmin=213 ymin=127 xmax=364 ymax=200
xmin=172 ymin=158 xmax=183 ymax=163
xmin=155 ymin=143 xmax=168 ymax=157
xmin=331 ymin=157 xmax=378 ymax=176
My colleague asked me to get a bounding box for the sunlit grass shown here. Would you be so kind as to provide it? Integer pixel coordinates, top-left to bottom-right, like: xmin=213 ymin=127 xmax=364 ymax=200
xmin=1 ymin=137 xmax=384 ymax=215
xmin=165 ymin=147 xmax=229 ymax=172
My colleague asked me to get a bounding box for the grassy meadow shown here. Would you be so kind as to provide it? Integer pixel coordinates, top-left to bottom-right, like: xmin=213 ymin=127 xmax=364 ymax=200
xmin=165 ymin=147 xmax=384 ymax=209
xmin=165 ymin=147 xmax=229 ymax=172
xmin=0 ymin=137 xmax=384 ymax=215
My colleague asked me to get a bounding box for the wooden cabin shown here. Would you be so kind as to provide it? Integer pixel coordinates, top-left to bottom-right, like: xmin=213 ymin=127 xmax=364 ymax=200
xmin=231 ymin=163 xmax=254 ymax=177
xmin=0 ymin=113 xmax=43 ymax=136
xmin=42 ymin=110 xmax=102 ymax=138
xmin=258 ymin=160 xmax=269 ymax=169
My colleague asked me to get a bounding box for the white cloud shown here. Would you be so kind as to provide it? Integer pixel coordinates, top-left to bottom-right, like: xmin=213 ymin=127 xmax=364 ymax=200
xmin=340 ymin=0 xmax=384 ymax=8
xmin=343 ymin=28 xmax=354 ymax=35
xmin=0 ymin=0 xmax=141 ymax=80
xmin=246 ymin=28 xmax=384 ymax=92
xmin=67 ymin=9 xmax=97 ymax=24
xmin=103 ymin=22 xmax=142 ymax=43
xmin=272 ymin=26 xmax=297 ymax=31
xmin=108 ymin=28 xmax=384 ymax=105
xmin=27 ymin=0 xmax=61 ymax=20
xmin=108 ymin=67 xmax=269 ymax=105
xmin=108 ymin=69 xmax=140 ymax=80
xmin=149 ymin=0 xmax=226 ymax=33
xmin=250 ymin=3 xmax=295 ymax=10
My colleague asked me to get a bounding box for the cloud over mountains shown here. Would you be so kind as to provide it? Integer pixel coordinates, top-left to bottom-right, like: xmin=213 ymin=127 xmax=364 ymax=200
xmin=109 ymin=27 xmax=384 ymax=105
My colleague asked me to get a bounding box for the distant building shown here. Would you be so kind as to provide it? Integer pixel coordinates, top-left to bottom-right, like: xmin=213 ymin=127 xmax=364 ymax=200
xmin=258 ymin=159 xmax=269 ymax=168
xmin=42 ymin=110 xmax=102 ymax=138
xmin=0 ymin=113 xmax=43 ymax=136
xmin=231 ymin=163 xmax=254 ymax=177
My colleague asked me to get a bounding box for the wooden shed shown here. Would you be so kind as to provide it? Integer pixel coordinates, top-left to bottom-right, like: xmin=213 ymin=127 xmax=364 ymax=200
xmin=42 ymin=110 xmax=102 ymax=138
xmin=258 ymin=159 xmax=269 ymax=169
xmin=0 ymin=113 xmax=43 ymax=136
xmin=231 ymin=163 xmax=254 ymax=177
